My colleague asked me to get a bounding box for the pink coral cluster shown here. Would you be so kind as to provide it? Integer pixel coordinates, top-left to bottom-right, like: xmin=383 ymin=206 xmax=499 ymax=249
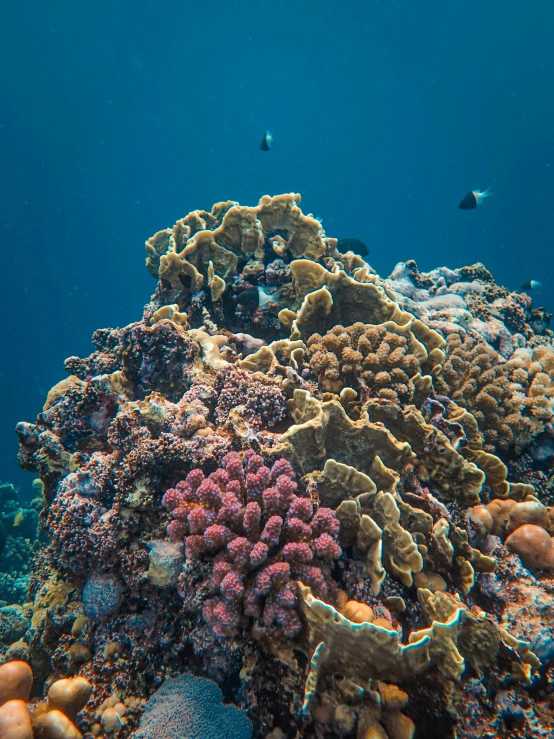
xmin=163 ymin=451 xmax=341 ymax=638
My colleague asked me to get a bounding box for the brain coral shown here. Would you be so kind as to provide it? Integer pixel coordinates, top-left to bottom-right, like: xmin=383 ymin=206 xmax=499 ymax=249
xmin=133 ymin=672 xmax=252 ymax=739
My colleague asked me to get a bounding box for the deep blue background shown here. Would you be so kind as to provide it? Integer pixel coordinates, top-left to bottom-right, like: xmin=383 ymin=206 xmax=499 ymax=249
xmin=1 ymin=0 xmax=554 ymax=493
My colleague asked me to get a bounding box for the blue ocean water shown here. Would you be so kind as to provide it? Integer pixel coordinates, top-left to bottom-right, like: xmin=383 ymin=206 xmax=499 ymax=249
xmin=1 ymin=0 xmax=553 ymax=491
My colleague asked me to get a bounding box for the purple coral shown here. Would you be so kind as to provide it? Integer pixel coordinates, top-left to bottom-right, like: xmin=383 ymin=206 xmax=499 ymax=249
xmin=162 ymin=451 xmax=341 ymax=638
xmin=214 ymin=366 xmax=287 ymax=429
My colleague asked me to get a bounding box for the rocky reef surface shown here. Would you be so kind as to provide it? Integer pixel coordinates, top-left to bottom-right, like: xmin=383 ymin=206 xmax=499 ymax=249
xmin=3 ymin=194 xmax=554 ymax=738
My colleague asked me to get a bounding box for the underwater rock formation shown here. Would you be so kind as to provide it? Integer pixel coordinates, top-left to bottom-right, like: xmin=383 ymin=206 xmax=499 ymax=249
xmin=5 ymin=194 xmax=554 ymax=738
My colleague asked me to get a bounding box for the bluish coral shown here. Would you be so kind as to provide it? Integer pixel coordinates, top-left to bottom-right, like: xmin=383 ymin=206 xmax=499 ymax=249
xmin=133 ymin=673 xmax=252 ymax=739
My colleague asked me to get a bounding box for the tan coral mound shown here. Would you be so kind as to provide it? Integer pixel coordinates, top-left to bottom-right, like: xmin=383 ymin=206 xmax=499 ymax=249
xmin=307 ymin=322 xmax=425 ymax=403
xmin=0 ymin=663 xmax=90 ymax=739
xmin=505 ymin=524 xmax=554 ymax=572
xmin=437 ymin=333 xmax=554 ymax=454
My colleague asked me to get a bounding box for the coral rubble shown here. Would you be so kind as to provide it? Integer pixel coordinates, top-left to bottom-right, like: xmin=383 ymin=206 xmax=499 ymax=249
xmin=4 ymin=194 xmax=554 ymax=738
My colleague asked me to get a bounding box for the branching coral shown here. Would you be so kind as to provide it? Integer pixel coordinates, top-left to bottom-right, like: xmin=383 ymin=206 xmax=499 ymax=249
xmin=163 ymin=451 xmax=341 ymax=638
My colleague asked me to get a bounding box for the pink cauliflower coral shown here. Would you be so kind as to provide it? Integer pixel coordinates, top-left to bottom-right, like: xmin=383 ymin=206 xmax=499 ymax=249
xmin=162 ymin=451 xmax=341 ymax=638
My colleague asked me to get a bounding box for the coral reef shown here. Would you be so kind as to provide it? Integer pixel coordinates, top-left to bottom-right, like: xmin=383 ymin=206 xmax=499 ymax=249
xmin=5 ymin=194 xmax=554 ymax=739
xmin=0 ymin=481 xmax=41 ymax=609
xmin=436 ymin=333 xmax=554 ymax=455
xmin=306 ymin=321 xmax=427 ymax=403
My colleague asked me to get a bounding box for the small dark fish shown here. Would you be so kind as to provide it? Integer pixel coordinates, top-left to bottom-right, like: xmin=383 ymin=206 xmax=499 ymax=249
xmin=337 ymin=238 xmax=369 ymax=257
xmin=458 ymin=189 xmax=492 ymax=210
xmin=178 ymin=271 xmax=192 ymax=290
xmin=233 ymin=288 xmax=260 ymax=309
xmin=260 ymin=130 xmax=273 ymax=151
xmin=521 ymin=280 xmax=542 ymax=291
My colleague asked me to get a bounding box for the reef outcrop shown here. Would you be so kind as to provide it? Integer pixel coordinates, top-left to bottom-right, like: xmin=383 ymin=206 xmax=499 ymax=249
xmin=5 ymin=194 xmax=554 ymax=739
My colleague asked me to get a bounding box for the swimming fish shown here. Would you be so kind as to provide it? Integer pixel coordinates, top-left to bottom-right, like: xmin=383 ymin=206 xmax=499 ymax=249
xmin=521 ymin=280 xmax=542 ymax=291
xmin=260 ymin=130 xmax=273 ymax=151
xmin=233 ymin=288 xmax=260 ymax=310
xmin=13 ymin=509 xmax=24 ymax=527
xmin=337 ymin=238 xmax=369 ymax=257
xmin=458 ymin=189 xmax=492 ymax=210
xmin=234 ymin=286 xmax=282 ymax=310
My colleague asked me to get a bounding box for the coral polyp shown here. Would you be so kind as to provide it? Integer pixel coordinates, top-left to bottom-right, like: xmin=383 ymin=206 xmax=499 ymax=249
xmin=4 ymin=194 xmax=554 ymax=738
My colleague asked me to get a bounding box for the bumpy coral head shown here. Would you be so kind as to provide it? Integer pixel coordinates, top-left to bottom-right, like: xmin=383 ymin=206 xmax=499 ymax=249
xmin=163 ymin=451 xmax=341 ymax=639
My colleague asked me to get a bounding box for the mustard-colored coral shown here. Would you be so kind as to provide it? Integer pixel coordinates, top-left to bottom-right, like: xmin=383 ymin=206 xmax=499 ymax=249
xmin=307 ymin=321 xmax=431 ymax=404
xmin=146 ymin=193 xmax=337 ymax=299
xmin=298 ymin=582 xmax=465 ymax=698
xmin=437 ymin=333 xmax=554 ymax=454
xmin=265 ymin=390 xmax=415 ymax=476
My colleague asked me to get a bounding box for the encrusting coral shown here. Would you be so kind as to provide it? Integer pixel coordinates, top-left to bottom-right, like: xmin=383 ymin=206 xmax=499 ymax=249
xmin=5 ymin=194 xmax=554 ymax=739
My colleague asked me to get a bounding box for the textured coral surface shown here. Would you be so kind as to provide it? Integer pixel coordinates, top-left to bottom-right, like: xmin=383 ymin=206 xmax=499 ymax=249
xmin=4 ymin=194 xmax=554 ymax=739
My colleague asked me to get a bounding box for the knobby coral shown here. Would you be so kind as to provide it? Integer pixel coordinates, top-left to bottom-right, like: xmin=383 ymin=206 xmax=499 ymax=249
xmin=163 ymin=451 xmax=341 ymax=637
xmin=307 ymin=321 xmax=424 ymax=402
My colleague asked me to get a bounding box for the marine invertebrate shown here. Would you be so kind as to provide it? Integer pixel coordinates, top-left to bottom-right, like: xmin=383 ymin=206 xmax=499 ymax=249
xmin=306 ymin=321 xmax=427 ymax=403
xmin=0 ymin=662 xmax=90 ymax=739
xmin=133 ymin=672 xmax=252 ymax=739
xmin=213 ymin=366 xmax=287 ymax=430
xmin=505 ymin=524 xmax=554 ymax=572
xmin=81 ymin=574 xmax=123 ymax=620
xmin=0 ymin=481 xmax=41 ymax=610
xmin=163 ymin=451 xmax=341 ymax=637
xmin=436 ymin=333 xmax=554 ymax=455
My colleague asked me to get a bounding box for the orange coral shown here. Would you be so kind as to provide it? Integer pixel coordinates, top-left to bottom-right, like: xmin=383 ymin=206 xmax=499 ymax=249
xmin=505 ymin=524 xmax=554 ymax=572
